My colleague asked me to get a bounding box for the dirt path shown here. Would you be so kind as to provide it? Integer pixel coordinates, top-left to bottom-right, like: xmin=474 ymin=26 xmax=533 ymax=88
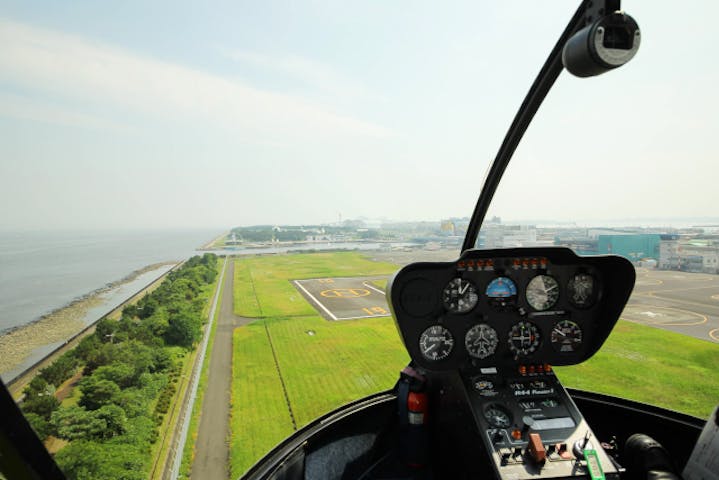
xmin=191 ymin=258 xmax=251 ymax=480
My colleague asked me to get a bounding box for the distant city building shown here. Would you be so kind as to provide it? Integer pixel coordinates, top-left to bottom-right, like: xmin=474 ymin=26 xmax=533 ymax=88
xmin=659 ymin=235 xmax=681 ymax=270
xmin=479 ymin=224 xmax=538 ymax=248
xmin=597 ymin=234 xmax=661 ymax=262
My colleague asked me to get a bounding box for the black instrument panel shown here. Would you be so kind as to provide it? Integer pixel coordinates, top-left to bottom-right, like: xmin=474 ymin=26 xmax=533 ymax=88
xmin=387 ymin=247 xmax=635 ymax=372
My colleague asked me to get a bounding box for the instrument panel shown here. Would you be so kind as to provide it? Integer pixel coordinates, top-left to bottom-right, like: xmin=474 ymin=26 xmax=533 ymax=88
xmin=387 ymin=247 xmax=635 ymax=371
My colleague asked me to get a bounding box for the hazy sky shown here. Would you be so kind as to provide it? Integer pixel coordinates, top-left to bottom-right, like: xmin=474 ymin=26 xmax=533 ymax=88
xmin=1 ymin=1 xmax=717 ymax=230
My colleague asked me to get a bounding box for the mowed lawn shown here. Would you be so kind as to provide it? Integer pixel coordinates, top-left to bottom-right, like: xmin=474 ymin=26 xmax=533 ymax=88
xmin=233 ymin=252 xmax=398 ymax=317
xmin=555 ymin=320 xmax=719 ymax=419
xmin=229 ymin=252 xmax=719 ymax=477
xmin=230 ymin=315 xmax=408 ymax=478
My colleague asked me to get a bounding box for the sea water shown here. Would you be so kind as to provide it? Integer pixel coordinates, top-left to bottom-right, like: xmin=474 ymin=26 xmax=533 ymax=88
xmin=0 ymin=229 xmax=220 ymax=380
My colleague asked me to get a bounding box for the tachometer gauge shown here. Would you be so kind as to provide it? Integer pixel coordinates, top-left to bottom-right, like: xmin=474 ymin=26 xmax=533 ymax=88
xmin=442 ymin=278 xmax=478 ymax=313
xmin=508 ymin=321 xmax=541 ymax=356
xmin=485 ymin=276 xmax=517 ymax=309
xmin=419 ymin=325 xmax=454 ymax=361
xmin=550 ymin=320 xmax=583 ymax=353
xmin=465 ymin=324 xmax=499 ymax=359
xmin=567 ymin=273 xmax=596 ymax=308
xmin=526 ymin=274 xmax=559 ymax=311
xmin=484 ymin=404 xmax=513 ymax=428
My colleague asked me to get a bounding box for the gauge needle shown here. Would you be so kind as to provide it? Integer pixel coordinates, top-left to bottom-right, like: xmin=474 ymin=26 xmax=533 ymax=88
xmin=459 ymin=282 xmax=468 ymax=294
xmin=553 ymin=328 xmax=566 ymax=337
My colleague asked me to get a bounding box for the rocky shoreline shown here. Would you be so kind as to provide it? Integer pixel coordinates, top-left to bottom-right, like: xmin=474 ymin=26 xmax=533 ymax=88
xmin=0 ymin=262 xmax=176 ymax=376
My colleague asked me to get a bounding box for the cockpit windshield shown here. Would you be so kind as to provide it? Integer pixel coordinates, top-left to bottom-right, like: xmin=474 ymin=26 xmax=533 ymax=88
xmin=1 ymin=1 xmax=718 ymax=479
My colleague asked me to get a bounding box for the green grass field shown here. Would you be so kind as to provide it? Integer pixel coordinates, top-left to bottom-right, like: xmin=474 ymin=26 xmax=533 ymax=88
xmin=555 ymin=320 xmax=719 ymax=417
xmin=230 ymin=315 xmax=409 ymax=477
xmin=233 ymin=252 xmax=397 ymax=317
xmin=229 ymin=252 xmax=719 ymax=477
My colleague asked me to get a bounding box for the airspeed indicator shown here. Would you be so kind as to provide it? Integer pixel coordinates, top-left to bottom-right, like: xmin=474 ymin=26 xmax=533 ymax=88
xmin=443 ymin=278 xmax=479 ymax=313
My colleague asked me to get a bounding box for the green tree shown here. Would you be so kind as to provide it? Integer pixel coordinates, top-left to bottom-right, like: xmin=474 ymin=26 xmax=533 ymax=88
xmin=22 ymin=389 xmax=60 ymax=420
xmin=94 ymin=404 xmax=127 ymax=438
xmin=74 ymin=335 xmax=101 ymax=364
xmin=39 ymin=351 xmax=78 ymax=386
xmin=24 ymin=412 xmax=51 ymax=440
xmin=93 ymin=363 xmax=136 ymax=389
xmin=79 ymin=377 xmax=121 ymax=410
xmin=95 ymin=318 xmax=118 ymax=343
xmin=54 ymin=441 xmax=146 ymax=480
xmin=51 ymin=406 xmax=105 ymax=441
xmin=164 ymin=311 xmax=201 ymax=347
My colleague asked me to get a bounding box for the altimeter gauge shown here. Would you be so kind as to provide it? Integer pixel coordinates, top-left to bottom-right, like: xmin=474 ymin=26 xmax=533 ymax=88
xmin=443 ymin=278 xmax=479 ymax=313
xmin=419 ymin=325 xmax=454 ymax=361
xmin=550 ymin=320 xmax=583 ymax=353
xmin=508 ymin=321 xmax=541 ymax=356
xmin=526 ymin=274 xmax=560 ymax=311
xmin=465 ymin=324 xmax=499 ymax=359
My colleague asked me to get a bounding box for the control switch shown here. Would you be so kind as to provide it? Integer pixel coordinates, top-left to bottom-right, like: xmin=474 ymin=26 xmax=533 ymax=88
xmin=528 ymin=433 xmax=547 ymax=464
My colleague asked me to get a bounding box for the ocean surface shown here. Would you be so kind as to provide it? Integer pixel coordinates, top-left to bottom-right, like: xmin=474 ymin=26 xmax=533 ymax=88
xmin=0 ymin=229 xmax=219 ymax=335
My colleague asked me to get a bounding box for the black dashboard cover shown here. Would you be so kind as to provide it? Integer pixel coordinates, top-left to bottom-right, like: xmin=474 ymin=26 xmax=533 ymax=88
xmin=387 ymin=247 xmax=635 ymax=372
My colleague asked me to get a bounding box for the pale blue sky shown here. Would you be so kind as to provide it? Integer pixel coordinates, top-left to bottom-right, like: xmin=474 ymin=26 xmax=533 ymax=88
xmin=0 ymin=1 xmax=717 ymax=230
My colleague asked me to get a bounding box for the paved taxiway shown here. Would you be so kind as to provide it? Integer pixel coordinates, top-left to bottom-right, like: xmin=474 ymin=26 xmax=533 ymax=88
xmin=623 ymin=268 xmax=719 ymax=343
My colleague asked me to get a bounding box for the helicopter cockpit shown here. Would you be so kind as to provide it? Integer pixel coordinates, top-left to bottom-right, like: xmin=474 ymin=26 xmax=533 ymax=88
xmin=387 ymin=247 xmax=635 ymax=479
xmin=0 ymin=1 xmax=715 ymax=479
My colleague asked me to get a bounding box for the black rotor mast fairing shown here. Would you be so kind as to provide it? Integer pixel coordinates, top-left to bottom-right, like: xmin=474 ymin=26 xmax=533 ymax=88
xmin=461 ymin=0 xmax=639 ymax=253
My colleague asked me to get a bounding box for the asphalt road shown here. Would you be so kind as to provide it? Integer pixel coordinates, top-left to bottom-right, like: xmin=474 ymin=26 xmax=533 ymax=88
xmin=191 ymin=258 xmax=251 ymax=480
xmin=293 ymin=276 xmax=391 ymax=320
xmin=624 ymin=268 xmax=719 ymax=343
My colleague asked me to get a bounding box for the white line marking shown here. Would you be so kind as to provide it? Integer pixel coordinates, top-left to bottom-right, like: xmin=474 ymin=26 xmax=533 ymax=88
xmin=294 ymin=280 xmax=338 ymax=321
xmin=335 ymin=314 xmax=392 ymax=321
xmin=362 ymin=281 xmax=386 ymax=296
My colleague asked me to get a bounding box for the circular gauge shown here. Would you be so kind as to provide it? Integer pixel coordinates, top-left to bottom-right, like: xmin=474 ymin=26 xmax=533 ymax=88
xmin=484 ymin=404 xmax=513 ymax=428
xmin=442 ymin=278 xmax=479 ymax=313
xmin=567 ymin=273 xmax=597 ymax=308
xmin=526 ymin=274 xmax=560 ymax=311
xmin=550 ymin=320 xmax=583 ymax=353
xmin=508 ymin=321 xmax=541 ymax=356
xmin=485 ymin=276 xmax=517 ymax=309
xmin=465 ymin=324 xmax=499 ymax=359
xmin=419 ymin=325 xmax=454 ymax=361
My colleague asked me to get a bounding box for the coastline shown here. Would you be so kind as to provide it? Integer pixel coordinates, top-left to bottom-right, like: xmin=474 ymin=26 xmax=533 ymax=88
xmin=197 ymin=232 xmax=227 ymax=251
xmin=0 ymin=261 xmax=177 ymax=386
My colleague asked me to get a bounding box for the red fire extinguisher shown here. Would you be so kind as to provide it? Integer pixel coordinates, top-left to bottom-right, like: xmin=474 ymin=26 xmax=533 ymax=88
xmin=398 ymin=365 xmax=429 ymax=468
